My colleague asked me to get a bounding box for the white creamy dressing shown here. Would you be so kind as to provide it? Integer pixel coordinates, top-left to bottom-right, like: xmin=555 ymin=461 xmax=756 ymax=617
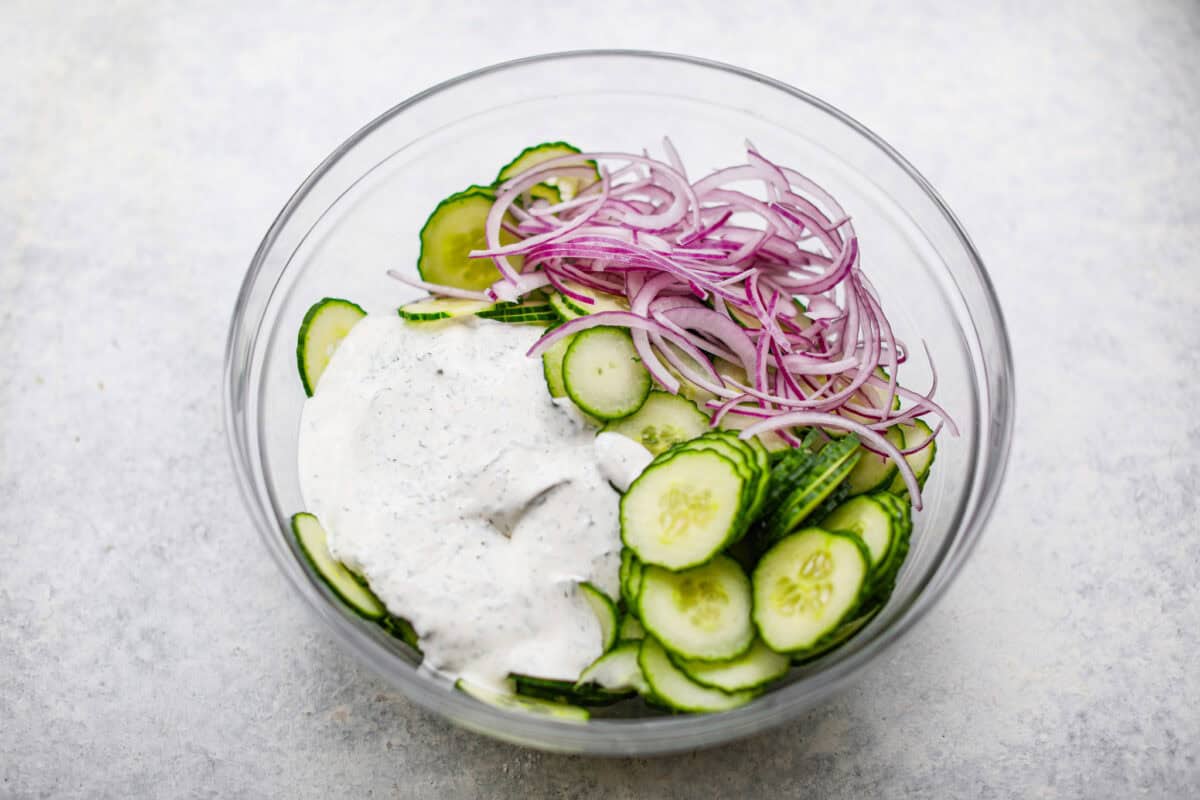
xmin=297 ymin=315 xmax=649 ymax=689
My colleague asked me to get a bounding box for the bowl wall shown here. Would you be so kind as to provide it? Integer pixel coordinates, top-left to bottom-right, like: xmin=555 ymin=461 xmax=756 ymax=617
xmin=225 ymin=50 xmax=1014 ymax=755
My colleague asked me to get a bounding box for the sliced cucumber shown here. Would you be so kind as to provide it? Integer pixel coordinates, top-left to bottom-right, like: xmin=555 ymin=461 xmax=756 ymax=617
xmin=398 ymin=296 xmax=492 ymax=321
xmin=752 ymin=527 xmax=870 ymax=653
xmin=759 ymin=436 xmax=862 ymax=546
xmin=548 ymin=291 xmax=584 ymax=321
xmin=456 ymin=680 xmax=589 ymax=721
xmin=555 ymin=281 xmax=631 ymax=316
xmin=475 ymin=299 xmax=559 ymax=324
xmin=790 ymin=609 xmax=878 ymax=665
xmin=620 ymin=548 xmax=646 ymax=613
xmin=638 ymin=637 xmax=757 ymax=713
xmin=844 ymin=425 xmax=906 ymax=496
xmin=296 ymin=298 xmax=365 ymax=396
xmin=617 ymin=614 xmax=645 ymax=643
xmin=379 ymin=615 xmax=421 ymax=651
xmin=863 ymin=492 xmax=913 ymax=602
xmin=540 ymin=333 xmax=573 ymax=398
xmin=820 ymin=495 xmax=895 ymax=568
xmin=887 ymin=419 xmax=938 ymax=493
xmin=496 ymin=141 xmax=599 ymax=201
xmin=874 ymin=491 xmax=913 ymax=537
xmin=291 ymin=513 xmax=385 ymax=619
xmin=562 ymin=327 xmax=652 ymax=420
xmin=621 ymin=448 xmax=746 ymax=570
xmin=511 ymin=674 xmax=629 ymax=706
xmin=638 ymin=555 xmax=754 ymax=662
xmin=575 ymin=641 xmax=649 ymax=695
xmin=672 ymin=638 xmax=789 ymax=693
xmin=601 ymin=391 xmax=708 ymax=455
xmin=580 ymin=582 xmax=619 ymax=653
xmin=675 ymin=432 xmax=765 ymax=542
xmin=418 ymin=185 xmax=518 ymax=292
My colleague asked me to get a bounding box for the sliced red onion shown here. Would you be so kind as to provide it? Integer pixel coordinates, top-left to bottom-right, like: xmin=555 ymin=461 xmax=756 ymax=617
xmin=401 ymin=143 xmax=959 ymax=506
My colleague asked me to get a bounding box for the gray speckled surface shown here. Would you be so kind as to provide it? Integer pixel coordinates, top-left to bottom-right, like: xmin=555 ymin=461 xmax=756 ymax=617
xmin=2 ymin=1 xmax=1198 ymax=797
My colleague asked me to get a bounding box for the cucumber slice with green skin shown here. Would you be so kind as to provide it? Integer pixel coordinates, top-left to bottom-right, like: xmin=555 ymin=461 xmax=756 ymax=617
xmin=673 ymin=435 xmax=758 ymax=529
xmin=620 ymin=549 xmax=645 ymax=613
xmin=562 ymin=327 xmax=652 ymax=421
xmin=296 ymin=298 xmax=366 ymax=396
xmin=555 ymin=281 xmax=631 ymax=317
xmin=671 ymin=638 xmax=790 ymax=692
xmin=495 ymin=141 xmax=599 ymax=201
xmin=475 ymin=300 xmax=559 ymax=324
xmin=617 ymin=614 xmax=645 ymax=642
xmin=575 ymin=641 xmax=649 ymax=695
xmin=760 ymin=436 xmax=862 ymax=546
xmin=511 ymin=674 xmax=630 ymax=706
xmin=872 ymin=491 xmax=912 ymax=536
xmin=790 ymin=607 xmax=879 ymax=665
xmin=844 ymin=425 xmax=906 ymax=496
xmin=379 ymin=615 xmax=421 ymax=651
xmin=820 ymin=495 xmax=895 ymax=568
xmin=758 ymin=446 xmax=818 ymax=519
xmin=291 ymin=513 xmax=385 ymax=619
xmin=548 ymin=291 xmax=584 ymax=321
xmin=456 ymin=680 xmax=589 ymax=721
xmin=580 ymin=582 xmax=619 ymax=653
xmin=601 ymin=391 xmax=709 ymax=455
xmin=752 ymin=528 xmax=870 ymax=653
xmin=418 ymin=185 xmax=519 ymax=292
xmin=887 ymin=419 xmax=938 ymax=493
xmin=637 ymin=555 xmax=754 ymax=662
xmin=861 ymin=493 xmax=913 ymax=603
xmin=540 ymin=333 xmax=574 ymax=398
xmin=638 ymin=637 xmax=757 ymax=713
xmin=621 ymin=448 xmax=747 ymax=570
xmin=398 ymin=296 xmax=493 ymax=321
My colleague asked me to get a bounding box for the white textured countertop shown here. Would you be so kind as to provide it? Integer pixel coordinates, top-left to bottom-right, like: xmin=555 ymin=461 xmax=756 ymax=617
xmin=2 ymin=1 xmax=1197 ymax=797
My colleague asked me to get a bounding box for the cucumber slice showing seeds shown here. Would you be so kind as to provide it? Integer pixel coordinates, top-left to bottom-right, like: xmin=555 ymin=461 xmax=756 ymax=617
xmin=621 ymin=448 xmax=746 ymax=570
xmin=752 ymin=527 xmax=870 ymax=653
xmin=638 ymin=555 xmax=754 ymax=662
xmin=601 ymin=391 xmax=709 ymax=455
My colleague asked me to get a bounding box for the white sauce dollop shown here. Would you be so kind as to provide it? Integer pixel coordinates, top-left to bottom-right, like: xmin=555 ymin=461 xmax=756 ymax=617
xmin=298 ymin=315 xmax=624 ymax=689
xmin=593 ymin=431 xmax=654 ymax=492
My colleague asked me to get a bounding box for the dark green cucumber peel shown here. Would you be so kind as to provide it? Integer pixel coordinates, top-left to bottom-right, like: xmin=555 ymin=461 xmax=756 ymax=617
xmin=757 ymin=436 xmax=862 ymax=548
xmin=296 ymin=297 xmax=366 ymax=397
xmin=511 ymin=674 xmax=633 ymax=706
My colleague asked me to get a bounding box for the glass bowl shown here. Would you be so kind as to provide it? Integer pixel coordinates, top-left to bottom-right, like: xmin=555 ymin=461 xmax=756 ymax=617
xmin=223 ymin=50 xmax=1015 ymax=756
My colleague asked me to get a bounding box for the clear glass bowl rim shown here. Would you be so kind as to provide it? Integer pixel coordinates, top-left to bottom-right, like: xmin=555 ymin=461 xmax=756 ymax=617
xmin=223 ymin=49 xmax=1015 ymax=756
